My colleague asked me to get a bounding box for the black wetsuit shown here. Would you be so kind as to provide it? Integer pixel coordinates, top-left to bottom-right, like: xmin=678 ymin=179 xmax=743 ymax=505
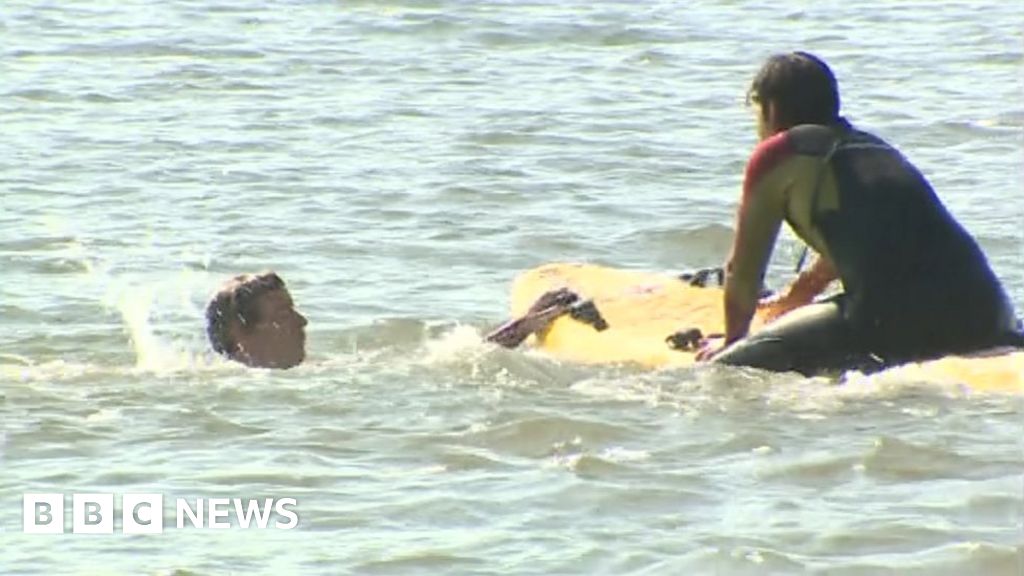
xmin=716 ymin=119 xmax=1018 ymax=374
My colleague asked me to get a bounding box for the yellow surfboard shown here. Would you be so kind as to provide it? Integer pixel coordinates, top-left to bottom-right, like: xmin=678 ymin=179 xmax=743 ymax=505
xmin=510 ymin=262 xmax=1024 ymax=394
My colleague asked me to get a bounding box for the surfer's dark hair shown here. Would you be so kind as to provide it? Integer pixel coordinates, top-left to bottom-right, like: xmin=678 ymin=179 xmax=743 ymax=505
xmin=747 ymin=51 xmax=840 ymax=129
xmin=205 ymin=271 xmax=286 ymax=356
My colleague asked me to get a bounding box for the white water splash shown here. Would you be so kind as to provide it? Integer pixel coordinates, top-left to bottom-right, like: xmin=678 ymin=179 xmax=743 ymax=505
xmin=421 ymin=324 xmax=493 ymax=366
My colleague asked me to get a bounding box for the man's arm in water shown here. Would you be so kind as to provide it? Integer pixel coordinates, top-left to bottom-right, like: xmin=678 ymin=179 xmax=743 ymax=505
xmin=484 ymin=288 xmax=580 ymax=349
xmin=484 ymin=305 xmax=569 ymax=348
xmin=485 ymin=288 xmax=608 ymax=349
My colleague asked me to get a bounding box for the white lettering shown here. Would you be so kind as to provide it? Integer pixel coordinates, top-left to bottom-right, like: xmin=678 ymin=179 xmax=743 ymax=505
xmin=133 ymin=501 xmax=152 ymax=526
xmin=274 ymin=498 xmax=298 ymax=530
xmin=72 ymin=494 xmax=113 ymax=534
xmin=123 ymin=493 xmax=164 ymax=534
xmin=84 ymin=502 xmax=103 ymax=525
xmin=35 ymin=502 xmax=53 ymax=526
xmin=23 ymin=494 xmax=64 ymax=534
xmin=233 ymin=498 xmax=274 ymax=529
xmin=207 ymin=498 xmax=231 ymax=529
xmin=176 ymin=498 xmax=203 ymax=529
xmin=23 ymin=493 xmax=299 ymax=533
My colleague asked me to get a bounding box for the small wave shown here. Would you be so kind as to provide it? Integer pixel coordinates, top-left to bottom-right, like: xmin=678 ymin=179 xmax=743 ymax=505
xmin=6 ymin=88 xmax=72 ymax=102
xmin=690 ymin=545 xmax=808 ymax=575
xmin=626 ymin=222 xmax=736 ymax=267
xmin=14 ymin=42 xmax=264 ymax=60
xmin=562 ymin=446 xmax=651 ymax=477
xmin=434 ymin=448 xmax=513 ymax=472
xmin=80 ymin=92 xmax=124 ymax=103
xmin=1 ymin=358 xmax=106 ymax=384
xmin=621 ymin=48 xmax=674 ymax=67
xmin=458 ymin=413 xmax=634 ymax=459
xmin=934 ymin=117 xmax=1023 ymax=136
xmin=569 ymin=373 xmax=674 ymax=407
xmin=354 ymin=552 xmax=484 ymax=575
xmin=472 ymin=22 xmax=682 ymax=49
xmin=757 ymin=452 xmax=861 ymax=488
xmin=861 ymin=436 xmax=996 ymax=481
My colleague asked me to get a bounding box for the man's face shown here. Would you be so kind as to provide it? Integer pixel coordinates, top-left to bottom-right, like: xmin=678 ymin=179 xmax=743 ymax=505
xmin=752 ymin=99 xmax=782 ymax=141
xmin=233 ymin=288 xmax=307 ymax=369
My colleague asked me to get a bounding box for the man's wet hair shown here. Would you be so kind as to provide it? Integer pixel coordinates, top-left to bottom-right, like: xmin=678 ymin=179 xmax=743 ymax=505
xmin=205 ymin=271 xmax=286 ymax=357
xmin=747 ymin=51 xmax=841 ymax=129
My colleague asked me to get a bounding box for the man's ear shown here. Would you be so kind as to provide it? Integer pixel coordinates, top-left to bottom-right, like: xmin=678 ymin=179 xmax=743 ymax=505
xmin=226 ymin=317 xmax=247 ymax=357
xmin=763 ymin=101 xmax=777 ymax=132
xmin=765 ymin=100 xmax=778 ymax=133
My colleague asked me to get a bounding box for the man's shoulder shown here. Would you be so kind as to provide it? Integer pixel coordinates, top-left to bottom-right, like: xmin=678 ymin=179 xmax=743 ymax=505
xmin=747 ymin=132 xmax=792 ymax=175
xmin=784 ymin=124 xmax=840 ymax=156
xmin=746 ymin=131 xmax=806 ymax=186
xmin=789 ymin=120 xmax=895 ymax=154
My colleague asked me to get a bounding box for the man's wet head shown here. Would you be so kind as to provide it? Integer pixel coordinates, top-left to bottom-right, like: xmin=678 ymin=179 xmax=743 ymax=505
xmin=205 ymin=272 xmax=308 ymax=369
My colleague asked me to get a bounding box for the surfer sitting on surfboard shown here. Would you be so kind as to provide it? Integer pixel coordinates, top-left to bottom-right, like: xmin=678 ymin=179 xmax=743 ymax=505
xmin=694 ymin=51 xmax=1020 ymax=374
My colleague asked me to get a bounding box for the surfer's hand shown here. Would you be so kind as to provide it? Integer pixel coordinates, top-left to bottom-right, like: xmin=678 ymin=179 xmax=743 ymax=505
xmin=695 ymin=337 xmax=727 ymax=362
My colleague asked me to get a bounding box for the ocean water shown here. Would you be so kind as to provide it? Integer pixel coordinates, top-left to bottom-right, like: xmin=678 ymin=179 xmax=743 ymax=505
xmin=1 ymin=1 xmax=1022 ymax=574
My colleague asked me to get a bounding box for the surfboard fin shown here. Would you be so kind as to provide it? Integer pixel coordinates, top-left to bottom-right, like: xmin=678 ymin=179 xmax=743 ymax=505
xmin=678 ymin=267 xmax=725 ymax=287
xmin=666 ymin=328 xmax=704 ymax=351
xmin=680 ymin=266 xmax=775 ymax=298
xmin=666 ymin=328 xmax=726 ymax=351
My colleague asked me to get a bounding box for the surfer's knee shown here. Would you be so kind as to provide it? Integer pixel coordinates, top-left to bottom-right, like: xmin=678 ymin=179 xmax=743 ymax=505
xmin=714 ymin=302 xmax=855 ymax=374
xmin=712 ymin=335 xmax=801 ymax=372
xmin=206 ymin=271 xmax=308 ymax=369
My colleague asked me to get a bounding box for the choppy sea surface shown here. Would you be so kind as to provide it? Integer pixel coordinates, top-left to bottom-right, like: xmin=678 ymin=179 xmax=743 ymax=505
xmin=2 ymin=1 xmax=1022 ymax=574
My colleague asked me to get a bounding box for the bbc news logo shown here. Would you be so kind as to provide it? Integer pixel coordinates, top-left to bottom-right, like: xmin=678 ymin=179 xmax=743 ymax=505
xmin=23 ymin=494 xmax=298 ymax=534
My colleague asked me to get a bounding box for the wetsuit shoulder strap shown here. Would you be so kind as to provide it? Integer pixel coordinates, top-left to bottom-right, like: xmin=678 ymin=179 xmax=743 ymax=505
xmin=810 ymin=136 xmax=843 ymax=221
xmin=810 ymin=128 xmax=903 ymax=221
xmin=797 ymin=125 xmax=894 ymax=271
xmin=795 ymin=133 xmax=843 ymax=272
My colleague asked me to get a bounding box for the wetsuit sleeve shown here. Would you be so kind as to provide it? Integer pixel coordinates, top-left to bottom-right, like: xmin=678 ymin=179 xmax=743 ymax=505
xmin=724 ymin=133 xmax=791 ymax=341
